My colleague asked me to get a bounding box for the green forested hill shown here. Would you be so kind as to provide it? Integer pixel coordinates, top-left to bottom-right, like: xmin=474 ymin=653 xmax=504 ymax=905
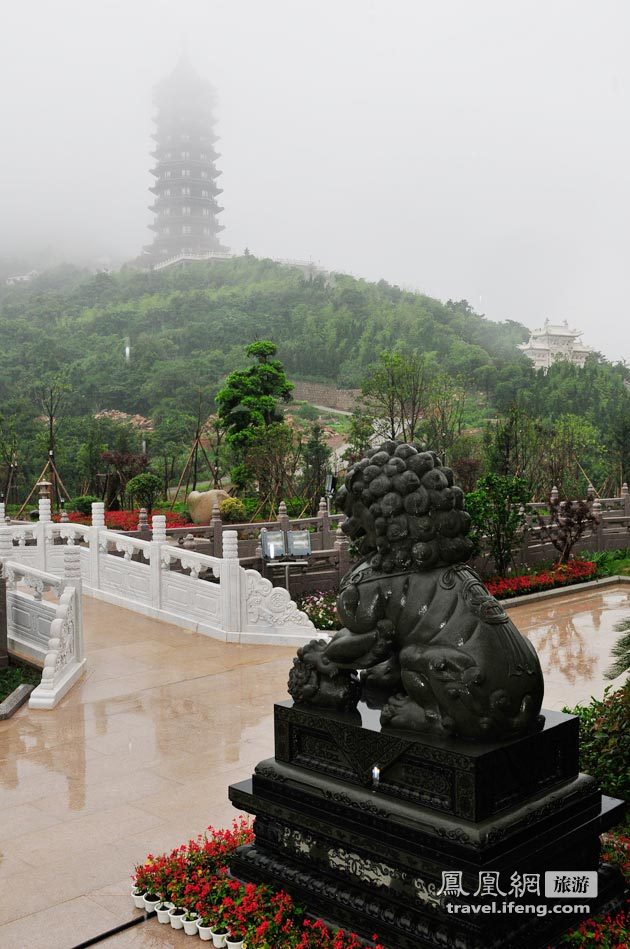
xmin=1 ymin=254 xmax=628 ymax=499
xmin=0 ymin=256 xmax=530 ymax=417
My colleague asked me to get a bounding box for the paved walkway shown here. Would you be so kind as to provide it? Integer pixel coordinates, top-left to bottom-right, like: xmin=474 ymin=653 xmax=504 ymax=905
xmin=0 ymin=584 xmax=627 ymax=949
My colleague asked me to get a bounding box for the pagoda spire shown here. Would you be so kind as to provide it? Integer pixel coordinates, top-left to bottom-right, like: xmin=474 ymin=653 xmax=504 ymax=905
xmin=144 ymin=56 xmax=227 ymax=262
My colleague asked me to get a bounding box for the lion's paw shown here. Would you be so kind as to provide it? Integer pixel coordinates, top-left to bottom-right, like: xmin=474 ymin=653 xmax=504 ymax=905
xmin=380 ymin=693 xmax=432 ymax=731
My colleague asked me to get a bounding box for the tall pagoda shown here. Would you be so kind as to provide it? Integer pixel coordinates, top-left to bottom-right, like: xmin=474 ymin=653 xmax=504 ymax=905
xmin=145 ymin=56 xmax=227 ymax=263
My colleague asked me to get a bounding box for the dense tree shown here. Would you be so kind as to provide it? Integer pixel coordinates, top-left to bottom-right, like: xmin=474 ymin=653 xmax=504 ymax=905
xmin=300 ymin=424 xmax=332 ymax=511
xmin=215 ymin=341 xmax=293 ymax=452
xmin=466 ymin=474 xmax=530 ymax=576
xmin=423 ymin=374 xmax=467 ymax=465
xmin=362 ymin=350 xmax=435 ymax=442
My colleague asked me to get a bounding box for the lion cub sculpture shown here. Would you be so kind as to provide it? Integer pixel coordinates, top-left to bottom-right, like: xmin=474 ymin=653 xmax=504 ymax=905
xmin=288 ymin=441 xmax=544 ymax=741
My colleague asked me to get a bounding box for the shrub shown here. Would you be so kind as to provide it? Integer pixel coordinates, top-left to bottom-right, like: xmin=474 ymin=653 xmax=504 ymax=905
xmin=563 ymin=681 xmax=630 ymax=802
xmin=607 ymin=617 xmax=630 ymax=680
xmin=219 ymin=497 xmax=247 ymax=523
xmin=68 ymin=495 xmax=100 ymax=516
xmin=466 ymin=474 xmax=530 ymax=576
xmin=284 ymin=496 xmax=308 ymax=517
xmin=126 ymin=473 xmax=163 ymax=514
xmin=589 ymin=548 xmax=630 ymax=577
xmin=536 ymin=496 xmax=599 ymax=564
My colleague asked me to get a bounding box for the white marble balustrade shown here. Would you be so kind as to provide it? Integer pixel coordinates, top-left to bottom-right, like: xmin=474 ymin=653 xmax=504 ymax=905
xmin=1 ymin=502 xmax=315 ymax=646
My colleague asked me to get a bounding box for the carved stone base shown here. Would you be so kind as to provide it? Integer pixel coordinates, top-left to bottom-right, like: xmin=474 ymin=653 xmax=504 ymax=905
xmin=228 ymin=703 xmax=627 ymax=949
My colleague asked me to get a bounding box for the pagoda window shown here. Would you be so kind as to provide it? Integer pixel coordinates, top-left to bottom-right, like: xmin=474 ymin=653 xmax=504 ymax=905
xmin=200 ymin=152 xmax=207 ymax=160
xmin=202 ymin=208 xmax=210 ymax=216
xmin=182 ymin=225 xmax=192 ymax=235
xmin=162 ymin=226 xmax=170 ymax=235
xmin=181 ymin=187 xmax=190 ymax=195
xmin=200 ymin=170 xmax=208 ymax=178
xmin=164 ymin=171 xmax=172 ymax=178
xmin=182 ymin=168 xmax=191 ymax=177
xmin=163 ymin=189 xmax=171 ymax=196
xmin=182 ymin=206 xmax=191 ymax=215
xmin=201 ymin=189 xmax=209 ymax=197
xmin=181 ymin=151 xmax=191 ymax=159
xmin=203 ymin=226 xmax=210 ymax=235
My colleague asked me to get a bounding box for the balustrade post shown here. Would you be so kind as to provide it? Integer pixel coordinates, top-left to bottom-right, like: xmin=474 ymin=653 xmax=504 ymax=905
xmin=518 ymin=505 xmax=529 ymax=568
xmin=622 ymin=482 xmax=629 ymax=519
xmin=137 ymin=508 xmax=149 ymax=533
xmin=0 ymin=529 xmax=10 ymax=670
xmin=63 ymin=546 xmax=84 ymax=662
xmin=592 ymin=498 xmax=604 ymax=552
xmin=36 ymin=498 xmax=51 ymax=571
xmin=318 ymin=496 xmax=332 ymax=548
xmin=278 ymin=500 xmax=290 ymax=547
xmin=211 ymin=504 xmax=223 ymax=558
xmin=221 ymin=529 xmax=243 ymax=639
xmin=150 ymin=515 xmax=167 ymax=612
xmin=550 ymin=486 xmax=559 ymax=504
xmin=0 ymin=502 xmax=5 ymax=524
xmin=334 ymin=524 xmax=351 ymax=579
xmin=151 ymin=515 xmax=167 ymax=544
xmin=0 ymin=528 xmax=13 ymax=569
xmin=89 ymin=502 xmax=105 ymax=592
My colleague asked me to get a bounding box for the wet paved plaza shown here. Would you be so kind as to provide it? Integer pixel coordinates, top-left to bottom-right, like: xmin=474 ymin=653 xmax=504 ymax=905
xmin=0 ymin=583 xmax=628 ymax=948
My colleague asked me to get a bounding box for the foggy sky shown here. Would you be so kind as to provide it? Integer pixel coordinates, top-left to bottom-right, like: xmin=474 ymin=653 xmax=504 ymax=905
xmin=1 ymin=0 xmax=629 ymax=362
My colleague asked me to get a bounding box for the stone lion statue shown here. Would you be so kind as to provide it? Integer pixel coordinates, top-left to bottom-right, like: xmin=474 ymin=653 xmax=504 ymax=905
xmin=288 ymin=441 xmax=544 ymax=740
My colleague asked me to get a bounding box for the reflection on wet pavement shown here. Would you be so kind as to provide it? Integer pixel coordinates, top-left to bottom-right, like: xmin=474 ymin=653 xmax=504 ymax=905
xmin=0 ymin=585 xmax=627 ymax=948
xmin=508 ymin=584 xmax=630 ymax=708
xmin=0 ymin=596 xmax=295 ymax=949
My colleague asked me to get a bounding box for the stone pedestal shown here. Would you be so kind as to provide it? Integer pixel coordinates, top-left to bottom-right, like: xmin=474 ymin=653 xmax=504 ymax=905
xmin=229 ymin=701 xmax=626 ymax=949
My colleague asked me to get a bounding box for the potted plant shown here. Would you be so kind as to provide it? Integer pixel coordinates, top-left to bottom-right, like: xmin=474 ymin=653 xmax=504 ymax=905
xmin=131 ymin=864 xmax=151 ymax=908
xmin=226 ymin=932 xmax=245 ymax=948
xmin=197 ymin=915 xmax=214 ymax=942
xmin=143 ymin=891 xmax=161 ymax=914
xmin=183 ymin=908 xmax=200 ymax=935
xmin=169 ymin=905 xmax=187 ymax=930
xmin=155 ymin=899 xmax=174 ymax=923
xmin=210 ymin=920 xmax=229 ymax=947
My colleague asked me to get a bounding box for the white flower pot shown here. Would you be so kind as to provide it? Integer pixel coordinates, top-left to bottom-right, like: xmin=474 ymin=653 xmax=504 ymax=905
xmin=227 ymin=939 xmax=245 ymax=949
xmin=183 ymin=915 xmax=199 ymax=935
xmin=131 ymin=888 xmax=146 ymax=909
xmin=169 ymin=906 xmax=186 ymax=929
xmin=143 ymin=893 xmax=161 ymax=914
xmin=156 ymin=902 xmax=174 ymax=923
xmin=210 ymin=929 xmax=228 ymax=948
xmin=197 ymin=920 xmax=214 ymax=942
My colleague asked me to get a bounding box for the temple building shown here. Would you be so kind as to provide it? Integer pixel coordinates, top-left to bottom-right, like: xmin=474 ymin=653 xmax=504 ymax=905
xmin=144 ymin=55 xmax=227 ymax=263
xmin=519 ymin=319 xmax=593 ymax=371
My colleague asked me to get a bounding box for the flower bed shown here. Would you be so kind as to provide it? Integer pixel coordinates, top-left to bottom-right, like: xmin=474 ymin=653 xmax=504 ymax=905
xmin=295 ymin=591 xmax=341 ymax=631
xmin=558 ymin=824 xmax=629 ymax=946
xmin=52 ymin=510 xmax=190 ymax=530
xmin=132 ymin=818 xmax=384 ymax=947
xmin=132 ymin=817 xmax=628 ymax=947
xmin=296 ymin=562 xmax=600 ymax=629
xmin=485 ymin=559 xmax=597 ymax=600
